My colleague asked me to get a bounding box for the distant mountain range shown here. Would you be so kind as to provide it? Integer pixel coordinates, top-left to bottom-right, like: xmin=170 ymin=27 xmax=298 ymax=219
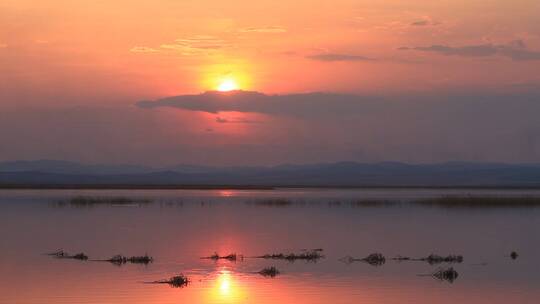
xmin=1 ymin=160 xmax=540 ymax=188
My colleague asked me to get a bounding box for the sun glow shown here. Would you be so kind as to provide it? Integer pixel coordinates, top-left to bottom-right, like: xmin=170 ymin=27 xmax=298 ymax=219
xmin=217 ymin=78 xmax=239 ymax=92
xmin=206 ymin=269 xmax=247 ymax=303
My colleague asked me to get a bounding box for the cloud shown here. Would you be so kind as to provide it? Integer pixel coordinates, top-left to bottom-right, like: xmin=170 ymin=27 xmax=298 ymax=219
xmin=401 ymin=40 xmax=540 ymax=60
xmin=161 ymin=35 xmax=231 ymax=55
xmin=239 ymin=26 xmax=287 ymax=33
xmin=132 ymin=89 xmax=540 ymax=164
xmin=410 ymin=18 xmax=440 ymax=27
xmin=215 ymin=116 xmax=261 ymax=124
xmin=306 ymin=53 xmax=374 ymax=62
xmin=0 ymin=43 xmax=7 ymax=49
xmin=131 ymin=35 xmax=232 ymax=56
xmin=137 ymin=90 xmax=384 ymax=118
xmin=137 ymin=89 xmax=540 ymax=119
xmin=410 ymin=20 xmax=430 ymax=26
xmin=130 ymin=46 xmax=159 ymax=53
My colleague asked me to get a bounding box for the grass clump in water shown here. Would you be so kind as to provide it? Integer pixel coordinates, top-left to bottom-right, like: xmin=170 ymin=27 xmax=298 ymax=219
xmin=202 ymin=252 xmax=240 ymax=262
xmin=250 ymin=198 xmax=294 ymax=207
xmin=149 ymin=275 xmax=189 ymax=288
xmin=56 ymin=196 xmax=154 ymax=207
xmin=420 ymin=254 xmax=463 ymax=265
xmin=258 ymin=266 xmax=280 ymax=278
xmin=102 ymin=254 xmax=153 ymax=265
xmin=413 ymin=196 xmax=540 ymax=208
xmin=392 ymin=254 xmax=463 ymax=264
xmin=340 ymin=253 xmax=386 ymax=266
xmin=256 ymin=249 xmax=324 ymax=262
xmin=348 ymin=200 xmax=399 ymax=207
xmin=47 ymin=249 xmax=88 ymax=260
xmin=432 ymin=267 xmax=459 ymax=283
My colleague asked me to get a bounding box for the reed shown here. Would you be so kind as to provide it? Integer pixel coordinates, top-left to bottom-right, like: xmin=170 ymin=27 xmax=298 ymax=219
xmin=432 ymin=267 xmax=459 ymax=283
xmin=202 ymin=252 xmax=240 ymax=261
xmin=55 ymin=196 xmax=154 ymax=207
xmin=258 ymin=266 xmax=280 ymax=278
xmin=256 ymin=249 xmax=324 ymax=262
xmin=341 ymin=253 xmax=386 ymax=266
xmin=413 ymin=196 xmax=540 ymax=208
xmin=150 ymin=275 xmax=189 ymax=288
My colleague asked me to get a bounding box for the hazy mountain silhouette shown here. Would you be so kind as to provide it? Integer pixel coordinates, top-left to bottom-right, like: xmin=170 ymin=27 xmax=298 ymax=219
xmin=1 ymin=160 xmax=540 ymax=187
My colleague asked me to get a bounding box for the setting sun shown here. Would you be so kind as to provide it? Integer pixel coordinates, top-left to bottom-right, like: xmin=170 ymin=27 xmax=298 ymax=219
xmin=217 ymin=79 xmax=239 ymax=92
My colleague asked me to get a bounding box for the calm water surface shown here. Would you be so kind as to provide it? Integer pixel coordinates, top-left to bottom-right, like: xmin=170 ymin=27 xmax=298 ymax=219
xmin=1 ymin=188 xmax=539 ymax=304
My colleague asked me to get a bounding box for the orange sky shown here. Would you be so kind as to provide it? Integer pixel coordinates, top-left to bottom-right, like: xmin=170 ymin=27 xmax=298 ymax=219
xmin=1 ymin=1 xmax=540 ymax=165
xmin=2 ymin=0 xmax=540 ymax=105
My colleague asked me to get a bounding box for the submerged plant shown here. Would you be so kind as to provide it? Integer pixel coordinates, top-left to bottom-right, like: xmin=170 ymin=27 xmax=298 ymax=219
xmin=432 ymin=267 xmax=459 ymax=283
xmin=55 ymin=196 xmax=154 ymax=207
xmin=392 ymin=254 xmax=463 ymax=264
xmin=46 ymin=249 xmax=68 ymax=257
xmin=47 ymin=250 xmax=88 ymax=261
xmin=128 ymin=254 xmax=153 ymax=264
xmin=250 ymin=198 xmax=294 ymax=207
xmin=150 ymin=275 xmax=190 ymax=288
xmin=340 ymin=253 xmax=386 ymax=266
xmin=72 ymin=253 xmax=89 ymax=260
xmin=413 ymin=196 xmax=540 ymax=208
xmin=202 ymin=252 xmax=240 ymax=261
xmin=256 ymin=249 xmax=324 ymax=262
xmin=258 ymin=266 xmax=280 ymax=278
xmin=392 ymin=255 xmax=412 ymax=261
xmin=102 ymin=254 xmax=153 ymax=265
xmin=420 ymin=254 xmax=463 ymax=265
xmin=510 ymin=251 xmax=519 ymax=260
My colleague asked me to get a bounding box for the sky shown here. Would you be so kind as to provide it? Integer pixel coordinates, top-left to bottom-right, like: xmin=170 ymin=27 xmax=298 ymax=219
xmin=1 ymin=0 xmax=540 ymax=166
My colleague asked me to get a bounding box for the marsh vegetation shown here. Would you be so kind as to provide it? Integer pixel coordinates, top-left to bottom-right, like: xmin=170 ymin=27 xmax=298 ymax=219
xmin=413 ymin=196 xmax=540 ymax=208
xmin=99 ymin=254 xmax=153 ymax=265
xmin=149 ymin=275 xmax=189 ymax=288
xmin=202 ymin=253 xmax=241 ymax=261
xmin=258 ymin=266 xmax=280 ymax=277
xmin=255 ymin=249 xmax=324 ymax=262
xmin=54 ymin=196 xmax=154 ymax=207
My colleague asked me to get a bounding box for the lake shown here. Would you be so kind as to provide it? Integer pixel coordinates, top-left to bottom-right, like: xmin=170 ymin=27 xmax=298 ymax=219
xmin=1 ymin=188 xmax=539 ymax=304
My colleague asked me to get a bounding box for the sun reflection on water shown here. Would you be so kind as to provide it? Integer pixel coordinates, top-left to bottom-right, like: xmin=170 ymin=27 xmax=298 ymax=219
xmin=207 ymin=268 xmax=248 ymax=303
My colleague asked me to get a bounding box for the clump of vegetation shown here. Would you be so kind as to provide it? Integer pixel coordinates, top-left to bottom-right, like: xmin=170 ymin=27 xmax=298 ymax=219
xmin=340 ymin=253 xmax=386 ymax=266
xmin=348 ymin=200 xmax=399 ymax=207
xmin=432 ymin=267 xmax=459 ymax=283
xmin=47 ymin=250 xmax=88 ymax=260
xmin=202 ymin=252 xmax=240 ymax=261
xmin=419 ymin=254 xmax=463 ymax=265
xmin=413 ymin=196 xmax=540 ymax=208
xmin=150 ymin=275 xmax=189 ymax=288
xmin=510 ymin=251 xmax=519 ymax=260
xmin=72 ymin=253 xmax=89 ymax=260
xmin=103 ymin=254 xmax=153 ymax=265
xmin=392 ymin=254 xmax=463 ymax=264
xmin=250 ymin=198 xmax=294 ymax=207
xmin=256 ymin=249 xmax=324 ymax=262
xmin=362 ymin=253 xmax=386 ymax=266
xmin=55 ymin=196 xmax=154 ymax=207
xmin=46 ymin=249 xmax=68 ymax=257
xmin=392 ymin=255 xmax=412 ymax=261
xmin=259 ymin=266 xmax=280 ymax=278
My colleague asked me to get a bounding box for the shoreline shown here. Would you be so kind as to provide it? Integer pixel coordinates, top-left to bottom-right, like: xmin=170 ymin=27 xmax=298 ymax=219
xmin=2 ymin=184 xmax=540 ymax=190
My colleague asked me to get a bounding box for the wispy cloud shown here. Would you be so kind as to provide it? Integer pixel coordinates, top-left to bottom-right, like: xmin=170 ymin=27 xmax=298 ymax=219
xmin=0 ymin=43 xmax=7 ymax=49
xmin=131 ymin=35 xmax=233 ymax=56
xmin=410 ymin=17 xmax=440 ymax=27
xmin=215 ymin=117 xmax=261 ymax=124
xmin=400 ymin=40 xmax=540 ymax=61
xmin=130 ymin=46 xmax=159 ymax=53
xmin=306 ymin=53 xmax=374 ymax=62
xmin=239 ymin=26 xmax=287 ymax=33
